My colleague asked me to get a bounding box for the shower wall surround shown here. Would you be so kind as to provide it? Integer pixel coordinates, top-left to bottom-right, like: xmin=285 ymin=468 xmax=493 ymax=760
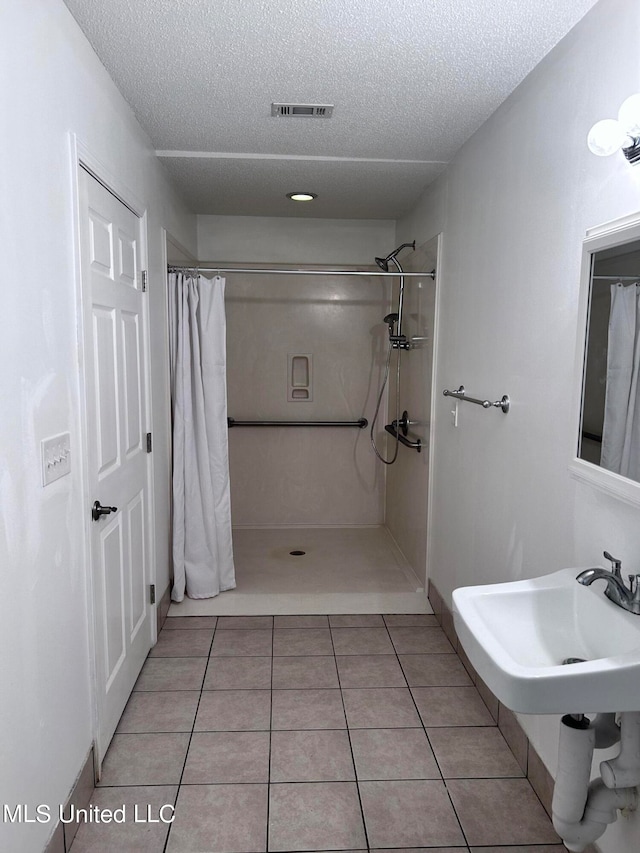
xmin=197 ymin=216 xmax=396 ymax=528
xmin=224 ymin=268 xmax=389 ymax=526
xmin=385 ymin=237 xmax=438 ymax=585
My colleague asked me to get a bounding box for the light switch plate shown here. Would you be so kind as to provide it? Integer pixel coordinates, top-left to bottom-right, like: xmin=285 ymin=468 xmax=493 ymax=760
xmin=41 ymin=432 xmax=71 ymax=486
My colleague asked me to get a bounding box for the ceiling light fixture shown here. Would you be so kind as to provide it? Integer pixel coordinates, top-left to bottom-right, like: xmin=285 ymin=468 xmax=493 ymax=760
xmin=286 ymin=192 xmax=317 ymax=202
xmin=587 ymin=94 xmax=640 ymax=164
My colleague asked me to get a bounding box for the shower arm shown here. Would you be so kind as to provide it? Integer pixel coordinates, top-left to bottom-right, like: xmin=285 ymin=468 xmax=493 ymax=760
xmin=388 ymin=255 xmax=410 ymax=349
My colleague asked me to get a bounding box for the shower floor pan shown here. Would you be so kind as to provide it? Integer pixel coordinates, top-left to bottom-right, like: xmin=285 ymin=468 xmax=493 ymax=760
xmin=168 ymin=526 xmax=427 ymax=616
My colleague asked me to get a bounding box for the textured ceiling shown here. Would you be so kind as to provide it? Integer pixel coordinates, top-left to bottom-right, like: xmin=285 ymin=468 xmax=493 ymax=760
xmin=64 ymin=0 xmax=598 ymax=219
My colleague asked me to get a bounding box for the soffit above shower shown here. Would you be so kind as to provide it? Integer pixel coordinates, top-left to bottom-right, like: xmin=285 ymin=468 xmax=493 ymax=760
xmin=158 ymin=156 xmax=445 ymax=219
xmin=63 ymin=0 xmax=598 ymax=219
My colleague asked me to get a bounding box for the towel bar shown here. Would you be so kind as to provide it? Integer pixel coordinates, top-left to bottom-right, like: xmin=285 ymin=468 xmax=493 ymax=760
xmin=443 ymin=386 xmax=510 ymax=414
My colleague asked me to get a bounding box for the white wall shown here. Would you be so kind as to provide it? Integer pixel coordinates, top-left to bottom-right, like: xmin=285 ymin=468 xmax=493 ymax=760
xmin=398 ymin=0 xmax=640 ymax=850
xmin=197 ymin=214 xmax=396 ymax=265
xmin=0 ymin=2 xmax=196 ymax=851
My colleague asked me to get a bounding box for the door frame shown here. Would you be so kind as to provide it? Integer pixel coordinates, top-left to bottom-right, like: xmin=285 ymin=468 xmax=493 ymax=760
xmin=69 ymin=134 xmax=156 ymax=773
xmin=424 ymin=230 xmax=443 ymax=596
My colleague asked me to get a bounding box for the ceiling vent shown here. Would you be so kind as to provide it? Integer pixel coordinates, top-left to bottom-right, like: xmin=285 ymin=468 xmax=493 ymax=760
xmin=271 ymin=103 xmax=334 ymax=118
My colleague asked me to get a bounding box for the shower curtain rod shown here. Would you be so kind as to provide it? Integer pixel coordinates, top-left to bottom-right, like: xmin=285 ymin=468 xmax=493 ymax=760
xmin=168 ymin=265 xmax=435 ymax=279
xmin=593 ymin=275 xmax=640 ymax=280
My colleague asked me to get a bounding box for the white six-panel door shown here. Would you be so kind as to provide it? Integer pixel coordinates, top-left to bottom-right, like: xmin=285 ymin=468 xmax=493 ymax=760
xmin=78 ymin=166 xmax=152 ymax=767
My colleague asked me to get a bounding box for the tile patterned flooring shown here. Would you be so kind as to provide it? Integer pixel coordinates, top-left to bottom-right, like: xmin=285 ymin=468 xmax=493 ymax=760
xmin=70 ymin=614 xmax=563 ymax=852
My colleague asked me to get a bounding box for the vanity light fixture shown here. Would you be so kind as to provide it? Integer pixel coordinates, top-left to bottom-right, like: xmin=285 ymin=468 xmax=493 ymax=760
xmin=286 ymin=192 xmax=317 ymax=202
xmin=587 ymin=93 xmax=640 ymax=164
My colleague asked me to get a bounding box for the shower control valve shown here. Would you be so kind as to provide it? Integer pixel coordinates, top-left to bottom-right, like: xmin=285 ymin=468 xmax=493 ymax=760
xmin=390 ymin=334 xmax=411 ymax=350
xmin=391 ymin=411 xmax=418 ymax=436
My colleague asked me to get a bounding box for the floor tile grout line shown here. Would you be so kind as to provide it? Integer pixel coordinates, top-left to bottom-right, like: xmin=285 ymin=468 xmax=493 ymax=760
xmin=526 ymin=770 xmax=561 ymax=829
xmin=338 ymin=619 xmax=491 ymax=850
xmin=395 ymin=626 xmax=556 ymax=843
xmin=149 ymin=652 xmax=462 ymax=659
xmin=266 ymin=620 xmax=275 ymax=852
xmin=93 ymin=770 xmax=538 ymax=788
xmin=389 ymin=620 xmax=479 ymax=850
xmin=329 ymin=622 xmax=372 ymax=853
xmin=382 ymin=618 xmax=473 ymax=848
xmin=382 ymin=620 xmax=445 ymax=767
xmin=160 ymin=615 xmax=219 ymax=853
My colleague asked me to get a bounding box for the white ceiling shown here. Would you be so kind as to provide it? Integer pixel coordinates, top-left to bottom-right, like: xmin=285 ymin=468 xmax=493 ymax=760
xmin=64 ymin=0 xmax=598 ymax=219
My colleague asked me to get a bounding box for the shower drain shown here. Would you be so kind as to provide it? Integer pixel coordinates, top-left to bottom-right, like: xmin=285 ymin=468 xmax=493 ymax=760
xmin=289 ymin=550 xmax=306 ymax=556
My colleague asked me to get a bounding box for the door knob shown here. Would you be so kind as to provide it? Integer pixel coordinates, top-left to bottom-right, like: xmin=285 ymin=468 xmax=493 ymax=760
xmin=92 ymin=501 xmax=118 ymax=521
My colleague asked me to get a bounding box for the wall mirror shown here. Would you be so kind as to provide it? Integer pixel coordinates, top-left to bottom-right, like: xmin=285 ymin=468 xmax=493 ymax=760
xmin=571 ymin=212 xmax=640 ymax=505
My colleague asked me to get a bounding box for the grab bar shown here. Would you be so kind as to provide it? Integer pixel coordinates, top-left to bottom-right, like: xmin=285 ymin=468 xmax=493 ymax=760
xmin=227 ymin=417 xmax=368 ymax=428
xmin=384 ymin=412 xmax=422 ymax=452
xmin=384 ymin=423 xmax=422 ymax=452
xmin=443 ymin=385 xmax=510 ymax=414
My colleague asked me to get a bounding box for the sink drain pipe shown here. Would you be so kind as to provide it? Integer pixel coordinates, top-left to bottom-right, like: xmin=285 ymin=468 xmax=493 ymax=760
xmin=552 ymin=712 xmax=639 ymax=852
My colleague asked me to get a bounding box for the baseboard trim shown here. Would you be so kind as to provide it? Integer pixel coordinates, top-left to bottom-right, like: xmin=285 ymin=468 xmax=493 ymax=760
xmin=156 ymin=581 xmax=172 ymax=634
xmin=427 ymin=578 xmax=556 ymax=816
xmin=231 ymin=523 xmax=384 ymax=530
xmin=44 ymin=746 xmax=95 ymax=853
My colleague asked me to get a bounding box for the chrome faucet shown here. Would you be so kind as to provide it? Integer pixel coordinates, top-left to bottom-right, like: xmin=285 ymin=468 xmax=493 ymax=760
xmin=576 ymin=551 xmax=640 ymax=615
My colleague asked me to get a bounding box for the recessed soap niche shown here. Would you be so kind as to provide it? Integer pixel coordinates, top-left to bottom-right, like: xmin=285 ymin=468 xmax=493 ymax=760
xmin=288 ymin=353 xmax=313 ymax=402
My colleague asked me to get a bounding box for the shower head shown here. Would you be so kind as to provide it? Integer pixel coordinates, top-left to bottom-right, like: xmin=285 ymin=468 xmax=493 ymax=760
xmin=377 ymin=241 xmax=416 ymax=348
xmin=383 ymin=312 xmax=399 ymax=332
xmin=375 ymin=241 xmax=416 ymax=272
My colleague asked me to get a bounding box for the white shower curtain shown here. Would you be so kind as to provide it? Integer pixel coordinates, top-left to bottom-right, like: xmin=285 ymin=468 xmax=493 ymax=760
xmin=168 ymin=272 xmax=235 ymax=601
xmin=601 ymin=282 xmax=640 ymax=480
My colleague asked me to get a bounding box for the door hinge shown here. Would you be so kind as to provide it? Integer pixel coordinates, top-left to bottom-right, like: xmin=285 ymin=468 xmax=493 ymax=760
xmin=140 ymin=270 xmax=148 ymax=292
xmin=150 ymin=584 xmax=156 ymax=605
xmin=146 ymin=432 xmax=152 ymax=453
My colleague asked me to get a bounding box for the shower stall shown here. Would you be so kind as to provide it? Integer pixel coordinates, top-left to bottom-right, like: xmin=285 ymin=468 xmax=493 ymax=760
xmin=168 ymin=235 xmax=439 ymax=616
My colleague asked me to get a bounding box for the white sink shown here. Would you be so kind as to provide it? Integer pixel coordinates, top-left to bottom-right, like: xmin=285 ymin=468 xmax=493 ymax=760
xmin=452 ymin=568 xmax=640 ymax=714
